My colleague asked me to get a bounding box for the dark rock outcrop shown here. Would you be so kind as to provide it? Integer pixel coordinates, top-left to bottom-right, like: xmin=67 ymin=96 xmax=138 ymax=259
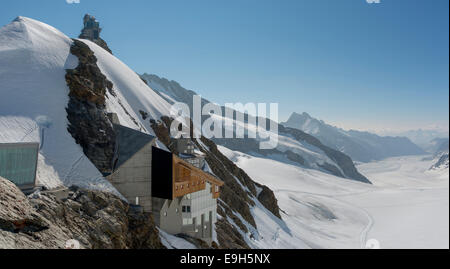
xmin=285 ymin=150 xmax=306 ymax=166
xmin=430 ymin=153 xmax=449 ymax=170
xmin=216 ymin=128 xmax=370 ymax=184
xmin=0 ymin=177 xmax=165 ymax=249
xmin=280 ymin=125 xmax=371 ymax=184
xmin=215 ymin=219 xmax=250 ymax=249
xmin=257 ymin=186 xmax=282 ymax=219
xmin=65 ymin=39 xmax=116 ymax=175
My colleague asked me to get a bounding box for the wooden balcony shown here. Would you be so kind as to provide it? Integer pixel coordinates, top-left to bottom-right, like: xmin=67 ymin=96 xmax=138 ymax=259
xmin=172 ymin=155 xmax=223 ymax=199
xmin=152 ymin=146 xmax=224 ymax=200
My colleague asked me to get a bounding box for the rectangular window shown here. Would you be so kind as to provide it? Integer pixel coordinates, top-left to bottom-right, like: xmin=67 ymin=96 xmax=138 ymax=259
xmin=0 ymin=144 xmax=38 ymax=187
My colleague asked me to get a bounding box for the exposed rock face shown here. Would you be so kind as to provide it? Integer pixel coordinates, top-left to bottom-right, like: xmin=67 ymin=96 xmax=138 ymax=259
xmin=65 ymin=39 xmax=116 ymax=175
xmin=0 ymin=177 xmax=164 ymax=249
xmin=215 ymin=219 xmax=250 ymax=249
xmin=285 ymin=150 xmax=306 ymax=166
xmin=280 ymin=125 xmax=371 ymax=184
xmin=0 ymin=177 xmax=49 ymax=236
xmin=216 ymin=128 xmax=370 ymax=184
xmin=257 ymin=186 xmax=282 ymax=219
xmin=431 ymin=153 xmax=449 ymax=170
xmin=141 ymin=73 xmax=208 ymax=111
xmin=198 ymin=136 xmax=282 ymax=220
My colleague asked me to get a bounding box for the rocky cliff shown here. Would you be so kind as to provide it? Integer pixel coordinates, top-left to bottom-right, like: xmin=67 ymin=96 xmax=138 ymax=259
xmin=280 ymin=125 xmax=371 ymax=184
xmin=65 ymin=39 xmax=117 ymax=175
xmin=0 ymin=177 xmax=164 ymax=249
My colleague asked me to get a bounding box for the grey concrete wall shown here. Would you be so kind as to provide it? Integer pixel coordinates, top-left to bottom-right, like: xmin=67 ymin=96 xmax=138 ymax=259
xmin=153 ymin=197 xmax=184 ymax=234
xmin=181 ymin=213 xmax=213 ymax=242
xmin=153 ymin=183 xmax=217 ymax=245
xmin=107 ymin=141 xmax=154 ymax=212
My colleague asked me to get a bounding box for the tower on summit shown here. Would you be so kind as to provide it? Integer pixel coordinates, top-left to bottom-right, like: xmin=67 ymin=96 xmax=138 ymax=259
xmin=78 ymin=14 xmax=112 ymax=54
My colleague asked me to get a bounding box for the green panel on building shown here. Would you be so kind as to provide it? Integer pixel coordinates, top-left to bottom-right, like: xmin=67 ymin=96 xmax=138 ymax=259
xmin=0 ymin=143 xmax=39 ymax=190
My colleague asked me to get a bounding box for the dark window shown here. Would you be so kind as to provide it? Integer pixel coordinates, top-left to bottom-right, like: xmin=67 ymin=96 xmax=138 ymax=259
xmin=182 ymin=206 xmax=186 ymax=213
xmin=151 ymin=147 xmax=174 ymax=199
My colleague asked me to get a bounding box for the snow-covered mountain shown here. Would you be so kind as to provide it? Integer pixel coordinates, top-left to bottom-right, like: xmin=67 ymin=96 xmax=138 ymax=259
xmin=0 ymin=16 xmax=307 ymax=249
xmin=0 ymin=17 xmax=112 ymax=192
xmin=1 ymin=16 xmax=447 ymax=250
xmin=429 ymin=139 xmax=449 ymax=171
xmin=0 ymin=17 xmax=172 ymax=192
xmin=430 ymin=138 xmax=449 ymax=155
xmin=141 ymin=74 xmax=370 ymax=183
xmin=219 ymin=148 xmax=449 ymax=249
xmin=282 ymin=112 xmax=426 ymax=162
xmin=386 ymin=129 xmax=449 ymax=152
xmin=430 ymin=153 xmax=449 ymax=171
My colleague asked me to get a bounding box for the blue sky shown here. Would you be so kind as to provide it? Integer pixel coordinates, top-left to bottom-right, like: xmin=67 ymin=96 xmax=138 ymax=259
xmin=1 ymin=0 xmax=448 ymax=132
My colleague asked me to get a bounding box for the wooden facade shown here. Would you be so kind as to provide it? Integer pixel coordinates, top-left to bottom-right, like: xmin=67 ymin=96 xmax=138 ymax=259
xmin=172 ymin=155 xmax=223 ymax=199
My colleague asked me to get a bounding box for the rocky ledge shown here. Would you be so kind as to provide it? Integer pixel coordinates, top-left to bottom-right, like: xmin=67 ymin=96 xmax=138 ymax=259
xmin=0 ymin=176 xmax=164 ymax=249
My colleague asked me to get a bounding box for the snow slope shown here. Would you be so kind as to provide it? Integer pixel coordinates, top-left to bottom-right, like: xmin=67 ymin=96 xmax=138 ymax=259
xmin=0 ymin=17 xmax=173 ymax=193
xmin=0 ymin=17 xmax=117 ymax=193
xmin=220 ymin=145 xmax=449 ymax=249
xmin=158 ymin=229 xmax=197 ymax=249
xmin=351 ymin=156 xmax=449 ymax=249
xmin=79 ymin=40 xmax=172 ymax=134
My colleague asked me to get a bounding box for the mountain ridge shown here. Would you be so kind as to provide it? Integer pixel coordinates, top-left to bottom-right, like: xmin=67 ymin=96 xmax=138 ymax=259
xmin=282 ymin=112 xmax=426 ymax=162
xmin=141 ymin=74 xmax=370 ymax=183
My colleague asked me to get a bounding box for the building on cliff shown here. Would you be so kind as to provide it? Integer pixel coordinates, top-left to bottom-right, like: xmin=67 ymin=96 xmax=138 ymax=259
xmin=0 ymin=143 xmax=39 ymax=194
xmin=105 ymin=115 xmax=223 ymax=245
xmin=80 ymin=14 xmax=101 ymax=40
xmin=79 ymin=14 xmax=113 ymax=54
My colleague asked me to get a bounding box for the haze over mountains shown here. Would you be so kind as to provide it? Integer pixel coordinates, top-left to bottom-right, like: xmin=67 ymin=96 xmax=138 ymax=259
xmin=282 ymin=112 xmax=426 ymax=163
xmin=384 ymin=129 xmax=450 ymax=152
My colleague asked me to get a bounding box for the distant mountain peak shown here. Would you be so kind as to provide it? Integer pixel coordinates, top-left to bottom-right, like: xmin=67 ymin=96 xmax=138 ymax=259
xmin=289 ymin=112 xmax=311 ymax=119
xmin=13 ymin=16 xmax=25 ymax=22
xmin=283 ymin=111 xmax=425 ymax=162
